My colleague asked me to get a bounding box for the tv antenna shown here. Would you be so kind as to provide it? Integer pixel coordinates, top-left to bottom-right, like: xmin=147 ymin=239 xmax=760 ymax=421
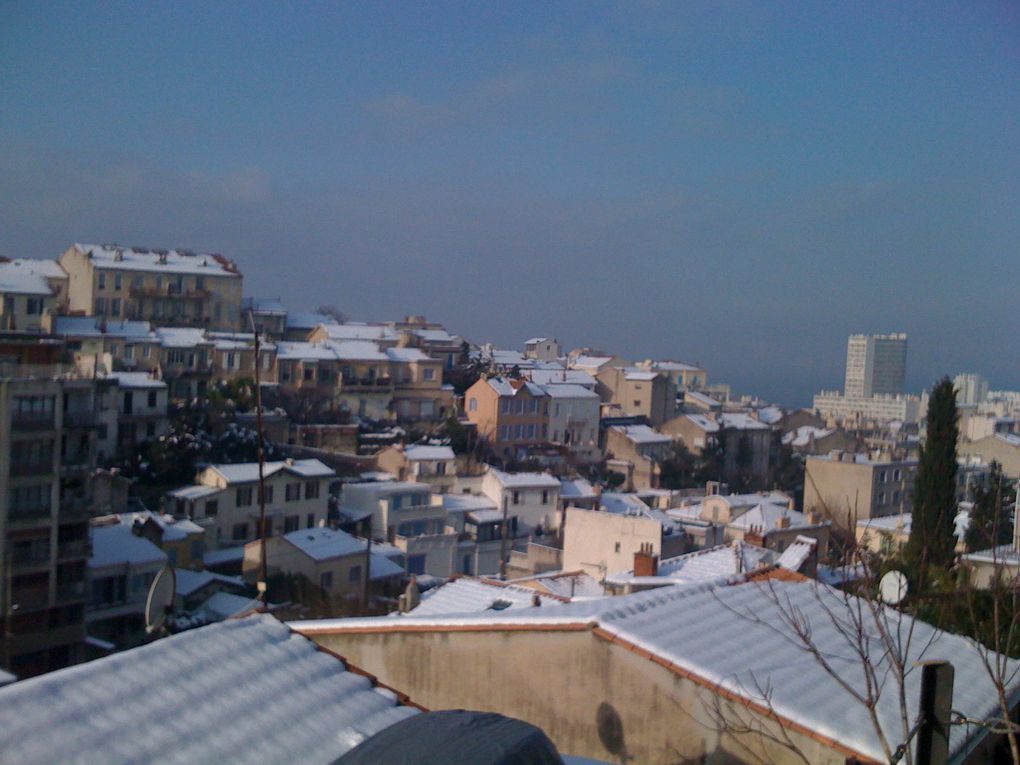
xmin=144 ymin=564 xmax=176 ymax=635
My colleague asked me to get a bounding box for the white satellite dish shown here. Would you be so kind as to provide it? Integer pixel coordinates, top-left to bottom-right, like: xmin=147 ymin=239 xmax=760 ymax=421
xmin=145 ymin=565 xmax=176 ymax=635
xmin=879 ymin=570 xmax=909 ymax=605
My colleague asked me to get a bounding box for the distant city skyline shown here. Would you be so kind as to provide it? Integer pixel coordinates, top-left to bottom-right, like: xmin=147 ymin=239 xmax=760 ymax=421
xmin=2 ymin=2 xmax=1017 ymax=406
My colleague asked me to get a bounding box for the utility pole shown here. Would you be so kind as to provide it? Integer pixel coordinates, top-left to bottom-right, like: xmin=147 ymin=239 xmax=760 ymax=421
xmin=362 ymin=534 xmax=372 ymax=614
xmin=499 ymin=496 xmax=509 ymax=580
xmin=250 ymin=315 xmax=268 ymax=604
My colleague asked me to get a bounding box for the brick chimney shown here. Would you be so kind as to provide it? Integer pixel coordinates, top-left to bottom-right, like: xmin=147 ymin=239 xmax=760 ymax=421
xmin=633 ymin=542 xmax=659 ymax=577
xmin=744 ymin=524 xmax=765 ymax=547
xmin=777 ymin=513 xmax=791 ymax=530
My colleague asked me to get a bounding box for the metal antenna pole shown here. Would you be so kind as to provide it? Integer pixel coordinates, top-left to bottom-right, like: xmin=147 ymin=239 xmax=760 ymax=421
xmin=499 ymin=496 xmax=509 ymax=580
xmin=249 ymin=313 xmax=268 ymax=604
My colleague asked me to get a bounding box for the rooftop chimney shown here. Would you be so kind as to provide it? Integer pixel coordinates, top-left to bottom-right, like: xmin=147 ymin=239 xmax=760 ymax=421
xmin=777 ymin=514 xmax=791 ymax=530
xmin=399 ymin=575 xmax=421 ymax=614
xmin=633 ymin=542 xmax=659 ymax=577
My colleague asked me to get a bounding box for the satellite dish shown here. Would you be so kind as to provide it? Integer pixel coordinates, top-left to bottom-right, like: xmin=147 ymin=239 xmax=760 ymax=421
xmin=879 ymin=570 xmax=909 ymax=605
xmin=145 ymin=565 xmax=176 ymax=634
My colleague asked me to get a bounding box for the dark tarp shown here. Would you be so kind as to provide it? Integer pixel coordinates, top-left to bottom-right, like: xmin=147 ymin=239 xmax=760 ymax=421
xmin=333 ymin=709 xmax=565 ymax=765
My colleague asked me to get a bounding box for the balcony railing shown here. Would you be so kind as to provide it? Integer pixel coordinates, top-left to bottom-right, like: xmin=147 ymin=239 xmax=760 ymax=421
xmin=8 ymin=506 xmax=52 ymax=527
xmin=130 ymin=285 xmax=211 ymax=299
xmin=8 ymin=550 xmax=51 ymax=572
xmin=62 ymin=410 xmax=97 ymax=428
xmin=11 ymin=413 xmax=56 ymax=432
xmin=9 ymin=585 xmax=50 ymax=612
xmin=58 ymin=540 xmax=89 ymax=561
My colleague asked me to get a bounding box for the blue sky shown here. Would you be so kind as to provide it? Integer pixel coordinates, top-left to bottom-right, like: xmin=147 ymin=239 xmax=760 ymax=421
xmin=2 ymin=2 xmax=1018 ymax=405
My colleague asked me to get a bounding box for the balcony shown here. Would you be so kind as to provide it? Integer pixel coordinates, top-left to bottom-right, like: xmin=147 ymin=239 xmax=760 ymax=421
xmin=57 ymin=539 xmax=89 ymax=561
xmin=56 ymin=580 xmax=87 ymax=604
xmin=130 ymin=285 xmax=210 ymax=299
xmin=8 ymin=550 xmax=51 ymax=573
xmin=11 ymin=413 xmax=55 ymax=432
xmin=10 ymin=461 xmax=54 ymax=478
xmin=9 ymin=585 xmax=50 ymax=612
xmin=7 ymin=506 xmax=52 ymax=529
xmin=62 ymin=410 xmax=97 ymax=428
xmin=340 ymin=377 xmax=394 ymax=393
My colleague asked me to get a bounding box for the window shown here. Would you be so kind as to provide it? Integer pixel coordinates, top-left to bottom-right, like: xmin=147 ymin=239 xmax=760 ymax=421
xmin=512 ymin=491 xmax=520 ymax=505
xmin=513 ymin=424 xmax=522 ymax=439
xmin=554 ymin=404 xmax=560 ymax=417
xmin=305 ymin=481 xmax=320 ymax=499
xmin=132 ymin=275 xmax=143 ymax=289
xmin=260 ymin=485 xmax=274 ymax=504
xmin=95 ymin=297 xmax=107 ymax=314
xmin=148 ymin=391 xmax=157 ymax=407
xmin=124 ymin=345 xmax=134 ymax=361
xmin=526 ymin=423 xmax=536 ymax=439
xmin=877 ymin=492 xmax=886 ymax=505
xmin=499 ymin=425 xmax=509 ymax=440
xmin=500 ymin=399 xmax=512 ymax=414
xmin=436 ymin=462 xmax=446 ymax=475
xmin=232 ymin=523 xmax=249 ymax=541
xmin=236 ymin=487 xmax=253 ymax=507
xmin=462 ymin=555 xmax=473 ymax=575
xmin=878 ymin=470 xmax=887 ymax=483
xmin=110 ymin=298 xmax=121 ymax=315
xmin=320 ymin=571 xmax=333 ymax=591
xmin=348 ymin=565 xmax=362 ymax=583
xmin=469 ymin=397 xmax=478 ymax=412
xmin=26 ymin=297 xmax=43 ymax=315
xmin=285 ymin=482 xmax=301 ymax=502
xmin=98 ymin=273 xmax=106 ymax=289
xmin=516 ymin=399 xmax=525 ymax=414
xmin=893 ymin=490 xmax=901 ymax=504
xmin=614 ymin=542 xmax=621 ymax=553
xmin=307 ymin=513 xmax=315 ymax=529
xmin=407 ymin=554 xmax=426 ymax=575
xmin=142 ymin=345 xmax=151 ymax=358
xmin=894 ymin=469 xmax=902 ymax=481
xmin=205 ymin=500 xmax=218 ymax=517
xmin=423 ymin=368 xmax=435 ymax=381
xmin=284 ymin=515 xmax=300 ymax=533
xmin=633 ymin=400 xmax=641 ymax=407
xmin=146 ymin=422 xmax=155 ymax=437
xmin=541 ymin=490 xmax=549 ymax=505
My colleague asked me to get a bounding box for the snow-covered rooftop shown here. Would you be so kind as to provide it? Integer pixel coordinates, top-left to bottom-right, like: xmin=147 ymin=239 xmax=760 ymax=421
xmin=403 ymin=444 xmax=455 ymax=461
xmin=782 ymin=425 xmax=834 ymax=446
xmin=316 ymin=323 xmax=397 ymax=343
xmin=209 ymin=458 xmax=335 ymax=484
xmin=54 ymin=316 xmax=154 ymax=339
xmin=89 ymin=522 xmax=168 ymax=569
xmin=0 ymin=260 xmax=58 ymax=295
xmin=74 ymin=243 xmax=241 ymax=277
xmin=488 ymin=468 xmax=560 ymax=489
xmin=539 ymin=383 xmax=599 ymax=399
xmin=0 ymin=615 xmax=418 ymax=764
xmin=608 ymin=542 xmax=777 ymax=586
xmin=104 ymin=372 xmax=166 ymax=390
xmin=155 ymin=327 xmax=210 ymax=349
xmin=407 ymin=578 xmax=563 ymax=616
xmin=611 ymin=424 xmax=671 ymax=445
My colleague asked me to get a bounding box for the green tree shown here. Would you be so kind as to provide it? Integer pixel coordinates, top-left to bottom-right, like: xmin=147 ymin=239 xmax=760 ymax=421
xmin=964 ymin=461 xmax=1016 ymax=552
xmin=905 ymin=377 xmax=959 ymax=576
xmin=659 ymin=441 xmax=698 ymax=489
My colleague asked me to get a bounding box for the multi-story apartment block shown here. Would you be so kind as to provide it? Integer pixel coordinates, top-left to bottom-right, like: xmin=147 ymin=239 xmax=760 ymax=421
xmin=479 ymin=468 xmax=561 ymax=534
xmin=154 ymin=327 xmax=215 ymax=399
xmin=637 ymin=360 xmax=707 ymax=391
xmin=803 ymin=451 xmax=917 ymax=529
xmin=595 ymin=367 xmax=677 ymax=427
xmin=0 ymin=370 xmax=95 ymax=678
xmin=523 ymin=337 xmax=561 ymax=362
xmin=58 ymin=244 xmax=244 ymax=332
xmin=241 ymin=297 xmax=288 ymax=340
xmin=164 ymin=458 xmax=335 ymax=549
xmin=604 ymin=424 xmax=673 ymax=491
xmin=376 ymin=444 xmax=457 ymax=494
xmin=811 ymin=390 xmax=924 ymax=425
xmin=464 ymin=377 xmax=549 ymax=459
xmin=105 ymin=373 xmax=169 ymax=452
xmin=663 ymin=412 xmax=773 ymax=490
xmin=954 ymin=372 xmax=989 ymax=407
xmin=543 ymin=383 xmax=601 ymax=461
xmin=0 ymin=259 xmax=67 ymax=332
xmin=844 ymin=333 xmax=907 ymax=398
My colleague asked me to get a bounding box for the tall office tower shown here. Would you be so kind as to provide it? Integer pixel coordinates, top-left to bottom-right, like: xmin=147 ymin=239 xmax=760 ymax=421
xmin=843 ymin=333 xmax=908 ymax=398
xmin=953 ymin=373 xmax=988 ymax=407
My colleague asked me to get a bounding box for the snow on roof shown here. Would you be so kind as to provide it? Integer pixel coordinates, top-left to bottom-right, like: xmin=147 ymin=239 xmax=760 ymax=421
xmin=782 ymin=425 xmax=834 ymax=446
xmin=317 ymin=323 xmax=397 ymax=342
xmin=74 ymin=243 xmax=241 ymax=277
xmin=89 ymin=522 xmax=168 ymax=569
xmin=54 ymin=316 xmax=154 ymax=338
xmin=718 ymin=413 xmax=770 ymax=430
xmin=408 ymin=578 xmax=563 ymax=616
xmin=412 ymin=328 xmax=458 ymax=344
xmin=0 ymin=260 xmax=57 ymax=295
xmin=995 ymin=433 xmax=1020 ymax=448
xmin=467 ymin=508 xmax=504 ymax=524
xmin=384 ymin=347 xmax=429 ymax=363
xmin=622 ymin=368 xmax=658 ymax=381
xmin=524 ymin=337 xmax=548 ymax=345
xmin=286 ymin=311 xmax=338 ymax=330
xmin=167 ymin=484 xmax=222 ymax=501
xmin=276 ymin=341 xmax=338 ymax=361
xmin=242 ymin=297 xmax=287 ymax=315
xmin=442 ymin=494 xmax=498 ymax=513
xmin=294 ymin=579 xmax=1020 ymax=763
xmin=155 ymin=327 xmax=210 ymax=348
xmin=484 ymin=377 xmax=547 ymax=397
xmin=559 ymin=478 xmax=596 ymax=499
xmin=174 ymin=568 xmax=244 ymax=597
xmin=858 ymin=514 xmax=912 ymax=533
xmin=488 ymin=468 xmax=560 ymax=489
xmin=756 ymin=406 xmax=784 ymax=424
xmin=526 ymin=369 xmax=596 ymax=388
xmin=540 ymin=383 xmax=599 ymax=399
xmin=203 ymin=546 xmax=245 ymax=567
xmin=776 ymin=536 xmax=817 ymax=572
xmin=104 ymin=372 xmax=166 ymax=390
xmin=209 ymin=458 xmax=335 ymax=484
xmin=331 ymin=340 xmax=388 ymax=361
xmin=609 ymin=542 xmax=777 ymax=586
xmin=0 ymin=615 xmax=419 ymax=764
xmin=509 ymin=571 xmax=605 ymax=599
xmin=685 ymin=413 xmax=720 ymax=432
xmin=403 ymin=444 xmax=455 ymax=461
xmin=611 ymin=424 xmax=671 ymax=445
xmin=726 ymin=504 xmax=819 ymax=532
xmin=284 ymin=527 xmax=368 ymax=561
xmin=570 ymin=355 xmax=614 ymax=369
xmin=197 ymin=592 xmax=262 ymax=621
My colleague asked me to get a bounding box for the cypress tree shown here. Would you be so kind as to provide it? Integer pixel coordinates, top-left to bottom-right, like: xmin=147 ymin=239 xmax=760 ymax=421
xmin=905 ymin=377 xmax=959 ymax=573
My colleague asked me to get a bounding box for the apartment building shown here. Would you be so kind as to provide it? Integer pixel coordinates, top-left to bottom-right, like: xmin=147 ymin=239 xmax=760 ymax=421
xmin=803 ymin=451 xmax=918 ymax=529
xmin=0 ymin=371 xmax=94 ymax=677
xmin=479 ymin=468 xmax=561 ymax=534
xmin=105 ymin=373 xmax=169 ymax=451
xmin=604 ymin=424 xmax=673 ymax=491
xmin=543 ymin=383 xmax=601 ymax=461
xmin=464 ymin=376 xmax=549 ymax=458
xmin=164 ymin=458 xmax=335 ymax=549
xmin=637 ymin=359 xmax=707 ymax=391
xmin=376 ymin=444 xmax=457 ymax=493
xmin=58 ymin=244 xmax=243 ymax=332
xmin=844 ymin=333 xmax=907 ymax=398
xmin=663 ymin=412 xmax=772 ymax=490
xmin=595 ymin=367 xmax=676 ymax=427
xmin=523 ymin=337 xmax=561 ymax=361
xmin=0 ymin=259 xmax=66 ymax=332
